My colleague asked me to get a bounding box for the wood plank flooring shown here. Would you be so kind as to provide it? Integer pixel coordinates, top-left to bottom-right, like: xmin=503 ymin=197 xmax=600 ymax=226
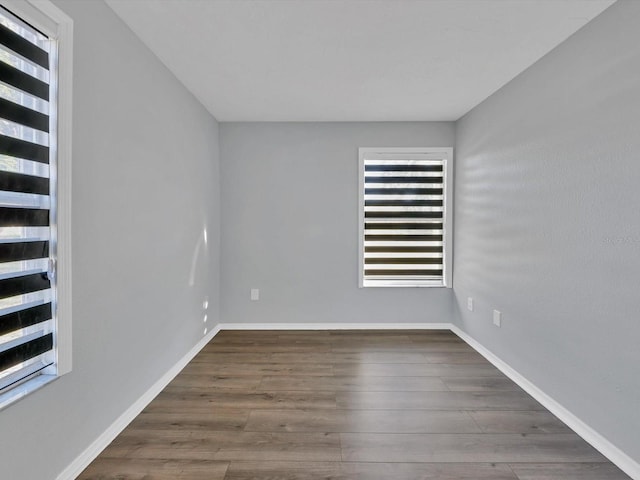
xmin=78 ymin=330 xmax=631 ymax=480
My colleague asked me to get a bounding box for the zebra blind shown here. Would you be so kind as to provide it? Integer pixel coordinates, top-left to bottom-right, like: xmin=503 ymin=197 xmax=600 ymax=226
xmin=0 ymin=6 xmax=55 ymax=394
xmin=360 ymin=148 xmax=452 ymax=287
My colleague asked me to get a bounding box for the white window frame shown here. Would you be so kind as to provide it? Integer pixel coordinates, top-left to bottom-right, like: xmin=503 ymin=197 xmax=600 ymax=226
xmin=0 ymin=0 xmax=73 ymax=409
xmin=358 ymin=147 xmax=453 ymax=288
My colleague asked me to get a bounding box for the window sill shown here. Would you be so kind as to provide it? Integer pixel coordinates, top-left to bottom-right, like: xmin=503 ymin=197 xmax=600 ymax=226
xmin=0 ymin=374 xmax=57 ymax=412
xmin=362 ymin=280 xmax=448 ymax=288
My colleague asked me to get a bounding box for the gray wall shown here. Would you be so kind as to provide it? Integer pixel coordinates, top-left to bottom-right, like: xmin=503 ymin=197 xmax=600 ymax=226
xmin=220 ymin=122 xmax=455 ymax=325
xmin=0 ymin=2 xmax=221 ymax=479
xmin=454 ymin=0 xmax=640 ymax=463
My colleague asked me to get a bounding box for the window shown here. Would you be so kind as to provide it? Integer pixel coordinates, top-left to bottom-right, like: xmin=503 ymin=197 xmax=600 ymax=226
xmin=0 ymin=0 xmax=72 ymax=409
xmin=359 ymin=147 xmax=453 ymax=288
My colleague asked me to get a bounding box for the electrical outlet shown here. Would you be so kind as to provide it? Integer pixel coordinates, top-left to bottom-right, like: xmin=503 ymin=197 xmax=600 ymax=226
xmin=467 ymin=297 xmax=474 ymax=311
xmin=493 ymin=310 xmax=502 ymax=327
xmin=251 ymin=288 xmax=260 ymax=301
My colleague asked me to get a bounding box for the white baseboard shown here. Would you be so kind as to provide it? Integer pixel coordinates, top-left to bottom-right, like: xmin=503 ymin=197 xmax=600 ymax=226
xmin=55 ymin=325 xmax=223 ymax=480
xmin=57 ymin=321 xmax=639 ymax=480
xmin=450 ymin=325 xmax=640 ymax=480
xmin=217 ymin=322 xmax=453 ymax=331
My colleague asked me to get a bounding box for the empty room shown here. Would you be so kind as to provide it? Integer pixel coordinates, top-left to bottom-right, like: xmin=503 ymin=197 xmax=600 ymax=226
xmin=0 ymin=0 xmax=638 ymax=479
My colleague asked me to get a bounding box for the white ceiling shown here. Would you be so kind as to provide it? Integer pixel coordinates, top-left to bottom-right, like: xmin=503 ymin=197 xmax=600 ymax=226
xmin=106 ymin=0 xmax=614 ymax=122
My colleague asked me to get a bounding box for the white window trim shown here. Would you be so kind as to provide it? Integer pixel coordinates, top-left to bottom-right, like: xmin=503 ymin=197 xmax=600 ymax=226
xmin=358 ymin=147 xmax=453 ymax=288
xmin=0 ymin=0 xmax=73 ymax=409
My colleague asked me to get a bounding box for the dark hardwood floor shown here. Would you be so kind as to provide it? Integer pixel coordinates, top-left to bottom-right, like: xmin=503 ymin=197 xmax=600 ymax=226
xmin=78 ymin=330 xmax=631 ymax=479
